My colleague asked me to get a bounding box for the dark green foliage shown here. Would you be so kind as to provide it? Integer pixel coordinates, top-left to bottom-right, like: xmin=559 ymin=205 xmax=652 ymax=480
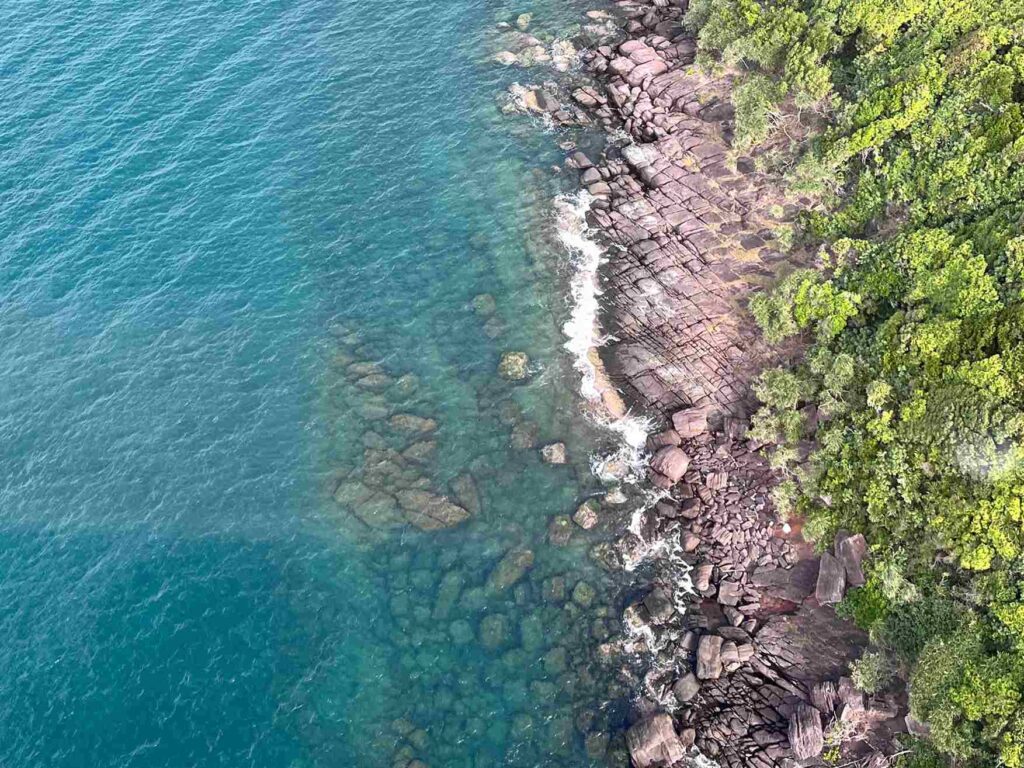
xmin=690 ymin=0 xmax=1024 ymax=763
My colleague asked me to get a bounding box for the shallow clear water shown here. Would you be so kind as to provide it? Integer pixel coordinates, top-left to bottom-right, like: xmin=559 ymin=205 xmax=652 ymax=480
xmin=0 ymin=1 xmax=636 ymax=766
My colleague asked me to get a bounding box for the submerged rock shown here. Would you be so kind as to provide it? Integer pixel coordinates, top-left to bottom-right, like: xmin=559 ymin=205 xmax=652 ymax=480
xmin=510 ymin=420 xmax=539 ymax=449
xmin=450 ymin=474 xmax=482 ymax=516
xmin=471 ymin=293 xmax=497 ymax=316
xmin=396 ymin=490 xmax=471 ymax=531
xmin=498 ymin=351 xmax=530 ymax=380
xmin=449 ymin=619 xmax=474 ymax=645
xmin=480 ymin=613 xmax=510 ymax=650
xmin=572 ymin=580 xmax=596 ymax=608
xmin=389 ymin=413 xmax=437 ymax=434
xmin=433 ymin=570 xmax=466 ymax=620
xmin=487 ymin=548 xmax=535 ymax=592
xmin=540 ymin=442 xmax=567 ymax=464
xmin=548 ymin=515 xmax=573 ymax=546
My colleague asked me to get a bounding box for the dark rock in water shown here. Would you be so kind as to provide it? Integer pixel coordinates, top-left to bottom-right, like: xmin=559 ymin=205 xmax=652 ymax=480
xmin=450 ymin=474 xmax=482 ymax=516
xmin=788 ymin=703 xmax=824 ymax=760
xmin=836 ymin=532 xmax=867 ymax=587
xmin=626 ymin=713 xmax=687 ymax=768
xmin=510 ymin=420 xmax=539 ymax=449
xmin=402 ymin=440 xmax=436 ymax=464
xmin=389 ymin=413 xmax=438 ymax=434
xmin=643 ymin=588 xmax=674 ymax=624
xmin=533 ymin=89 xmax=561 ymax=112
xmin=696 ymin=635 xmax=723 ymax=680
xmin=471 ymin=293 xmax=497 ymax=316
xmin=480 ymin=613 xmax=510 ymax=650
xmin=584 ymin=731 xmax=609 ymax=759
xmin=673 ymin=672 xmax=700 ymax=704
xmin=590 ymin=541 xmax=622 ymax=572
xmin=650 ymin=446 xmax=690 ymax=484
xmin=487 ymin=548 xmax=535 ymax=592
xmin=572 ymin=580 xmax=596 ymax=608
xmin=543 ymin=576 xmax=567 ymax=603
xmin=449 ymin=619 xmax=474 ymax=645
xmin=548 ymin=515 xmax=573 ymax=546
xmin=433 ymin=570 xmax=465 ymax=620
xmin=815 ymin=552 xmax=846 ymax=605
xmin=396 ymin=490 xmax=471 ymax=531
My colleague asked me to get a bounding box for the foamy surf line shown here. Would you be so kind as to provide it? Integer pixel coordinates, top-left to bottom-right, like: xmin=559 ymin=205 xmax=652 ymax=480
xmin=555 ymin=191 xmax=653 ymax=478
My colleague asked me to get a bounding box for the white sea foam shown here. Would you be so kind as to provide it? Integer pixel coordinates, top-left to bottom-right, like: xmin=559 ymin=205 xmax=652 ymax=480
xmin=554 ymin=190 xmax=653 ymax=479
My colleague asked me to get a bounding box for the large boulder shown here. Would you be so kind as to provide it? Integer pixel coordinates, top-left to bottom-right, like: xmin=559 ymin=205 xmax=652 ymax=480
xmin=696 ymin=635 xmax=723 ymax=680
xmin=788 ymin=704 xmax=824 ymax=760
xmin=626 ymin=713 xmax=687 ymax=767
xmin=649 ymin=446 xmax=690 ymax=484
xmin=671 ymin=408 xmax=708 ymax=438
xmin=836 ymin=532 xmax=868 ymax=587
xmin=673 ymin=673 xmax=700 ymax=704
xmin=816 ymin=552 xmax=847 ymax=605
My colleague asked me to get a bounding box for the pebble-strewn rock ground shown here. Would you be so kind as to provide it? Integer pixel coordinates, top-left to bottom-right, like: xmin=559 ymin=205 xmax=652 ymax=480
xmin=547 ymin=0 xmax=914 ymax=765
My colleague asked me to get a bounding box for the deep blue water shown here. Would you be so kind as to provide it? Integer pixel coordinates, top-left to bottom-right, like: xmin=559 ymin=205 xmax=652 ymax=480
xmin=0 ymin=2 xmax=632 ymax=767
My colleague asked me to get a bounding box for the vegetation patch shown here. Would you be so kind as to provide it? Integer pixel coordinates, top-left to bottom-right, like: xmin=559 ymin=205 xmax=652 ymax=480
xmin=689 ymin=0 xmax=1024 ymax=764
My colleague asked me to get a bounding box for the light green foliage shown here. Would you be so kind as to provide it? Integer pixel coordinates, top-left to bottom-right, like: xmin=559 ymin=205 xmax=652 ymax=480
xmin=851 ymin=650 xmax=896 ymax=694
xmin=692 ymin=0 xmax=1024 ymax=764
xmin=732 ymin=74 xmax=785 ymax=148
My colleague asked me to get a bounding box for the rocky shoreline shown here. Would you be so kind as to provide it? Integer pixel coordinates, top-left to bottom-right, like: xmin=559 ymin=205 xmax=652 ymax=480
xmin=535 ymin=1 xmax=914 ymax=766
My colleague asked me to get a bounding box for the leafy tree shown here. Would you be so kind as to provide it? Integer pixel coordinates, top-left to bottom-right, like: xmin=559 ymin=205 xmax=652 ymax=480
xmin=691 ymin=0 xmax=1024 ymax=763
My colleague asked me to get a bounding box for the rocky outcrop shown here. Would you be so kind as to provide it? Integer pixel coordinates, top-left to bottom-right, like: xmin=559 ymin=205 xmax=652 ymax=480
xmin=788 ymin=704 xmax=824 ymax=760
xmin=577 ymin=12 xmax=810 ymax=418
xmin=626 ymin=713 xmax=688 ymax=767
xmin=560 ymin=1 xmax=905 ymax=765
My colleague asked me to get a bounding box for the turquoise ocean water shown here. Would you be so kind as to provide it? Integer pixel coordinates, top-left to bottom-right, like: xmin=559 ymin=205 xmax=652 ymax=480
xmin=0 ymin=2 xmax=638 ymax=766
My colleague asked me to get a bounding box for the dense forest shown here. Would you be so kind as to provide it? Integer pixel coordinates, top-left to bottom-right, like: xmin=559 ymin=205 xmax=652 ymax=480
xmin=689 ymin=0 xmax=1024 ymax=765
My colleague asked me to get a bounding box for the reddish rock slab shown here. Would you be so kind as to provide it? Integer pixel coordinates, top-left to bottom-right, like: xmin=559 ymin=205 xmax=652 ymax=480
xmin=650 ymin=446 xmax=690 ymax=483
xmin=626 ymin=713 xmax=687 ymax=767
